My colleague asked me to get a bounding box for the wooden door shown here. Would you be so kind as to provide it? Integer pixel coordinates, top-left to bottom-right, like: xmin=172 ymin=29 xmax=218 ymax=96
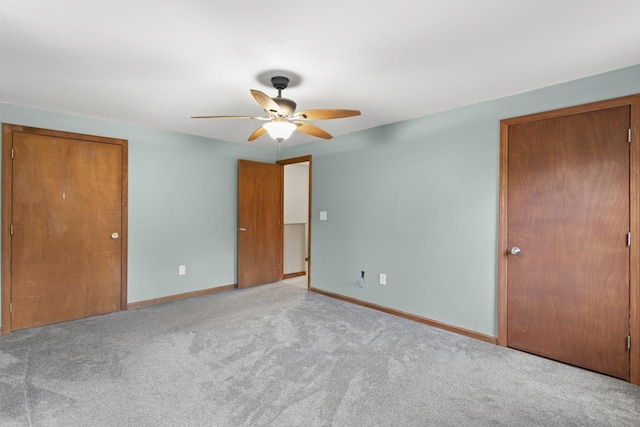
xmin=505 ymin=106 xmax=631 ymax=380
xmin=237 ymin=160 xmax=282 ymax=288
xmin=2 ymin=125 xmax=128 ymax=332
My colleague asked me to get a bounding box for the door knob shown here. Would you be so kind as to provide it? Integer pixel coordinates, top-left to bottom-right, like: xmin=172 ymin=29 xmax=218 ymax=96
xmin=509 ymin=246 xmax=521 ymax=256
xmin=111 ymin=232 xmax=119 ymax=239
xmin=238 ymin=228 xmax=246 ymax=232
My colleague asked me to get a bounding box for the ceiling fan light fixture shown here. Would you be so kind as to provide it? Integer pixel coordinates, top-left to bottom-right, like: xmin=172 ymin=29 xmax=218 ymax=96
xmin=263 ymin=121 xmax=296 ymax=142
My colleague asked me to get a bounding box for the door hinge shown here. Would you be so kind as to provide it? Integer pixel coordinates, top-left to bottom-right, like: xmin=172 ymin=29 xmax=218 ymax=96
xmin=629 ymin=129 xmax=632 ymax=143
xmin=10 ymin=224 xmax=13 ymax=236
xmin=627 ymin=232 xmax=631 ymax=247
xmin=9 ymin=302 xmax=12 ymax=313
xmin=11 ymin=147 xmax=14 ymax=158
xmin=628 ymin=335 xmax=631 ymax=351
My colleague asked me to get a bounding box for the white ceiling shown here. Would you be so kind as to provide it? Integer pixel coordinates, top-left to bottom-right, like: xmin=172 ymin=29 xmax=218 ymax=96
xmin=2 ymin=1 xmax=640 ymax=149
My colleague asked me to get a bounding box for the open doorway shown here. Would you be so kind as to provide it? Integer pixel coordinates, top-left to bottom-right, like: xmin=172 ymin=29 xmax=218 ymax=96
xmin=277 ymin=156 xmax=311 ymax=290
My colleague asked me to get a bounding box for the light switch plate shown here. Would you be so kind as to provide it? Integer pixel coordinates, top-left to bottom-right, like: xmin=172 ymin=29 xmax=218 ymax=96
xmin=320 ymin=211 xmax=327 ymax=221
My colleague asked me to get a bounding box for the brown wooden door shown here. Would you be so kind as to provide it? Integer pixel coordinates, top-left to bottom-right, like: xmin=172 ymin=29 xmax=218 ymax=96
xmin=3 ymin=125 xmax=127 ymax=331
xmin=237 ymin=160 xmax=282 ymax=288
xmin=506 ymin=106 xmax=631 ymax=380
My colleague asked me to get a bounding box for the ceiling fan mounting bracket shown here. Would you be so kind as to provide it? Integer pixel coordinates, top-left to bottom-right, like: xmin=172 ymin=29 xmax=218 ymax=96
xmin=271 ymin=76 xmax=290 ymax=91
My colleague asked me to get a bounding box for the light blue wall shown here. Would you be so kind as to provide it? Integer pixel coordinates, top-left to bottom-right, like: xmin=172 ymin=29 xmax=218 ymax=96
xmin=279 ymin=64 xmax=640 ymax=337
xmin=3 ymin=64 xmax=640 ymax=335
xmin=0 ymin=104 xmax=274 ymax=320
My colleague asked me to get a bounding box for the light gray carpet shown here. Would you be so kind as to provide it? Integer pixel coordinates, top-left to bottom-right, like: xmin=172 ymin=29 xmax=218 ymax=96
xmin=1 ymin=281 xmax=639 ymax=426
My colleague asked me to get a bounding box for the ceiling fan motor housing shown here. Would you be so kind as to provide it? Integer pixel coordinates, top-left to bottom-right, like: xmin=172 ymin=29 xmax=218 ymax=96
xmin=273 ymin=98 xmax=297 ymax=116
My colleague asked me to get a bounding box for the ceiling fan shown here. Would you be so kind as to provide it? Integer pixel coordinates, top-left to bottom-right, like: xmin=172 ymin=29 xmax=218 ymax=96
xmin=192 ymin=76 xmax=361 ymax=143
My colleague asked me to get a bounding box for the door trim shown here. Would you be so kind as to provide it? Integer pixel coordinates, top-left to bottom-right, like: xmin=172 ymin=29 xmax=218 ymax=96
xmin=498 ymin=94 xmax=640 ymax=385
xmin=1 ymin=124 xmax=128 ymax=334
xmin=277 ymin=155 xmax=312 ymax=290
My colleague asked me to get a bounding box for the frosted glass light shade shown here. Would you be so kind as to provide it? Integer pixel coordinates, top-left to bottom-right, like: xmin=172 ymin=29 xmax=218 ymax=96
xmin=263 ymin=121 xmax=296 ymax=142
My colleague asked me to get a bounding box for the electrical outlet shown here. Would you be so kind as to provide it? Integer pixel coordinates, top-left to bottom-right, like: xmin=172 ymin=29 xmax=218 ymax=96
xmin=179 ymin=265 xmax=186 ymax=275
xmin=379 ymin=273 xmax=387 ymax=285
xmin=357 ymin=278 xmax=365 ymax=287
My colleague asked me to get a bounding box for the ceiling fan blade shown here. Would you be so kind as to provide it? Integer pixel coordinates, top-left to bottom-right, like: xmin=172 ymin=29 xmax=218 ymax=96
xmin=294 ymin=122 xmax=333 ymax=140
xmin=250 ymin=89 xmax=282 ymax=114
xmin=293 ymin=109 xmax=361 ymax=120
xmin=191 ymin=115 xmax=268 ymax=120
xmin=247 ymin=126 xmax=267 ymax=142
